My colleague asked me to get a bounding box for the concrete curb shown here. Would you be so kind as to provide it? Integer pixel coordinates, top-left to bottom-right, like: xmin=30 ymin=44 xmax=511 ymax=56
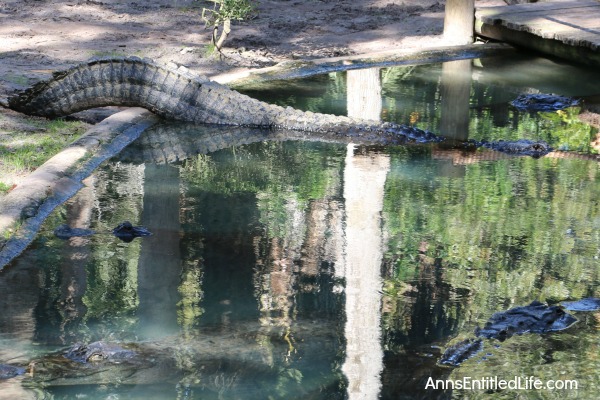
xmin=213 ymin=43 xmax=515 ymax=87
xmin=0 ymin=107 xmax=159 ymax=270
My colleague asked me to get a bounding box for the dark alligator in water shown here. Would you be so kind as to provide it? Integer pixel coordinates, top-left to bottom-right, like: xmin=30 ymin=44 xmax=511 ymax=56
xmin=17 ymin=319 xmax=341 ymax=396
xmin=469 ymin=139 xmax=552 ymax=158
xmin=6 ymin=57 xmax=552 ymax=157
xmin=439 ymin=298 xmax=599 ymax=367
xmin=474 ymin=301 xmax=577 ymax=341
xmin=64 ymin=341 xmax=136 ymax=364
xmin=54 ymin=221 xmax=151 ymax=242
xmin=112 ymin=221 xmax=152 ymax=242
xmin=510 ymin=93 xmax=580 ymax=112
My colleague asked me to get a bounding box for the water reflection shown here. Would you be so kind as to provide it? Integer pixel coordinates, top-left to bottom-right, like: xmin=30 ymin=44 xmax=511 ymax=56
xmin=2 ymin=54 xmax=600 ymax=398
xmin=439 ymin=59 xmax=472 ymax=142
xmin=239 ymin=52 xmax=600 ymax=153
xmin=342 ymin=145 xmax=388 ymax=399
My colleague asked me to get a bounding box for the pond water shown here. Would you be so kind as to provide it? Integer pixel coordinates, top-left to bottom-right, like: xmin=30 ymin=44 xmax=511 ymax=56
xmin=1 ymin=53 xmax=600 ymax=399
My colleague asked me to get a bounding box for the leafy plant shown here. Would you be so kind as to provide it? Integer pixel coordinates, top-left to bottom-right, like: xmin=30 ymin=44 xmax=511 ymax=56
xmin=200 ymin=0 xmax=255 ymax=53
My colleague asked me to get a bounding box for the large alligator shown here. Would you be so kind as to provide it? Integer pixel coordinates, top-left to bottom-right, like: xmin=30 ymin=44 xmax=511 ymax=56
xmin=7 ymin=57 xmax=439 ymax=142
xmin=6 ymin=57 xmax=554 ymax=157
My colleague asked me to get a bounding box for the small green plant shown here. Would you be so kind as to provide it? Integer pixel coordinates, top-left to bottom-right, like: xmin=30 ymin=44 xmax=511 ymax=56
xmin=200 ymin=0 xmax=255 ymax=54
xmin=0 ymin=182 xmax=11 ymax=194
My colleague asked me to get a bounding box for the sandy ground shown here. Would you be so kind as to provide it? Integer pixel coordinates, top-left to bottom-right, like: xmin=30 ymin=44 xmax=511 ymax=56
xmin=0 ymin=0 xmax=505 ymax=97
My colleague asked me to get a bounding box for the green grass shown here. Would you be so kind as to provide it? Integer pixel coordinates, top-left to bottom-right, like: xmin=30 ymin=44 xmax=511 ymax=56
xmin=0 ymin=182 xmax=11 ymax=194
xmin=0 ymin=119 xmax=88 ymax=177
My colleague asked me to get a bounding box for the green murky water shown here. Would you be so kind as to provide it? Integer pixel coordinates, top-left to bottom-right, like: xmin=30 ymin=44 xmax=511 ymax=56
xmin=1 ymin=53 xmax=600 ymax=399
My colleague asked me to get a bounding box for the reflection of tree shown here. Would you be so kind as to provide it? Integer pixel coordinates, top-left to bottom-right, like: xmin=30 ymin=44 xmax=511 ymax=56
xmin=82 ymin=163 xmax=144 ymax=339
xmin=382 ymin=147 xmax=600 ymax=338
xmin=181 ymin=139 xmax=348 ymax=395
xmin=32 ymin=179 xmax=96 ymax=345
xmin=56 ymin=178 xmax=93 ymax=344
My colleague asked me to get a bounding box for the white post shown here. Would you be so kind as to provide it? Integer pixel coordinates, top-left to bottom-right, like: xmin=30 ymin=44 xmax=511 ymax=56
xmin=443 ymin=0 xmax=475 ymax=44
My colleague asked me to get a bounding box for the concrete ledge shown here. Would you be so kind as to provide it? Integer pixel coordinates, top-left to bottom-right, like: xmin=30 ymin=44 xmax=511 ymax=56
xmin=215 ymin=43 xmax=516 ymax=87
xmin=0 ymin=107 xmax=159 ymax=270
xmin=476 ymin=22 xmax=600 ymax=67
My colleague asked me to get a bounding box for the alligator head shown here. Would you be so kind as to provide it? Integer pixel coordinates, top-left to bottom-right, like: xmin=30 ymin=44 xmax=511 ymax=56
xmin=64 ymin=342 xmax=136 ymax=364
xmin=112 ymin=221 xmax=152 ymax=242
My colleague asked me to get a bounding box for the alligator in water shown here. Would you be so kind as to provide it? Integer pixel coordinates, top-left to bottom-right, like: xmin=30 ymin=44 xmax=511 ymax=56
xmin=475 ymin=139 xmax=552 ymax=159
xmin=510 ymin=93 xmax=580 ymax=112
xmin=6 ymin=57 xmax=552 ymax=157
xmin=474 ymin=300 xmax=577 ymax=341
xmin=64 ymin=341 xmax=137 ymax=364
xmin=53 ymin=221 xmax=152 ymax=242
xmin=439 ymin=298 xmax=599 ymax=367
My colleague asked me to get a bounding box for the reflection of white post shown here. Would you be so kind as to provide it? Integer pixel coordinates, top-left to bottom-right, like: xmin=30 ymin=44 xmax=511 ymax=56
xmin=440 ymin=59 xmax=472 ymax=141
xmin=346 ymin=68 xmax=382 ymax=122
xmin=342 ymin=144 xmax=389 ymax=400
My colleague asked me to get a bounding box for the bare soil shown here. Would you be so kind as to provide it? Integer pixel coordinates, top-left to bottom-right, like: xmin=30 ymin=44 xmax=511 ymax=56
xmin=0 ymin=0 xmax=504 ymax=96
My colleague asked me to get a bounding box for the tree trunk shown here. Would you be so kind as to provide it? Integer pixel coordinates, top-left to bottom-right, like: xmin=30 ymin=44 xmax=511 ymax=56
xmin=212 ymin=19 xmax=231 ymax=51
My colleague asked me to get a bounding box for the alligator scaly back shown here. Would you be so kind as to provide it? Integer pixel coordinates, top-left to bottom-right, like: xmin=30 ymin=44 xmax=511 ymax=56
xmin=7 ymin=57 xmax=440 ymax=142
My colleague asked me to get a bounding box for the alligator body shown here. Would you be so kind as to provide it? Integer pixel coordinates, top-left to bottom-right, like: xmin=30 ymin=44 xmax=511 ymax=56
xmin=510 ymin=93 xmax=580 ymax=112
xmin=53 ymin=224 xmax=95 ymax=239
xmin=53 ymin=221 xmax=151 ymax=242
xmin=439 ymin=338 xmax=483 ymax=367
xmin=478 ymin=139 xmax=552 ymax=158
xmin=7 ymin=57 xmax=439 ymax=143
xmin=474 ymin=301 xmax=577 ymax=341
xmin=439 ymin=299 xmax=595 ymax=367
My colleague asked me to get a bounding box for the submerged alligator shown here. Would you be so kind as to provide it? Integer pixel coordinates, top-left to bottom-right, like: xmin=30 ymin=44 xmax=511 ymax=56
xmin=64 ymin=341 xmax=137 ymax=364
xmin=6 ymin=57 xmax=553 ymax=157
xmin=510 ymin=93 xmax=580 ymax=112
xmin=53 ymin=221 xmax=152 ymax=242
xmin=439 ymin=298 xmax=600 ymax=367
